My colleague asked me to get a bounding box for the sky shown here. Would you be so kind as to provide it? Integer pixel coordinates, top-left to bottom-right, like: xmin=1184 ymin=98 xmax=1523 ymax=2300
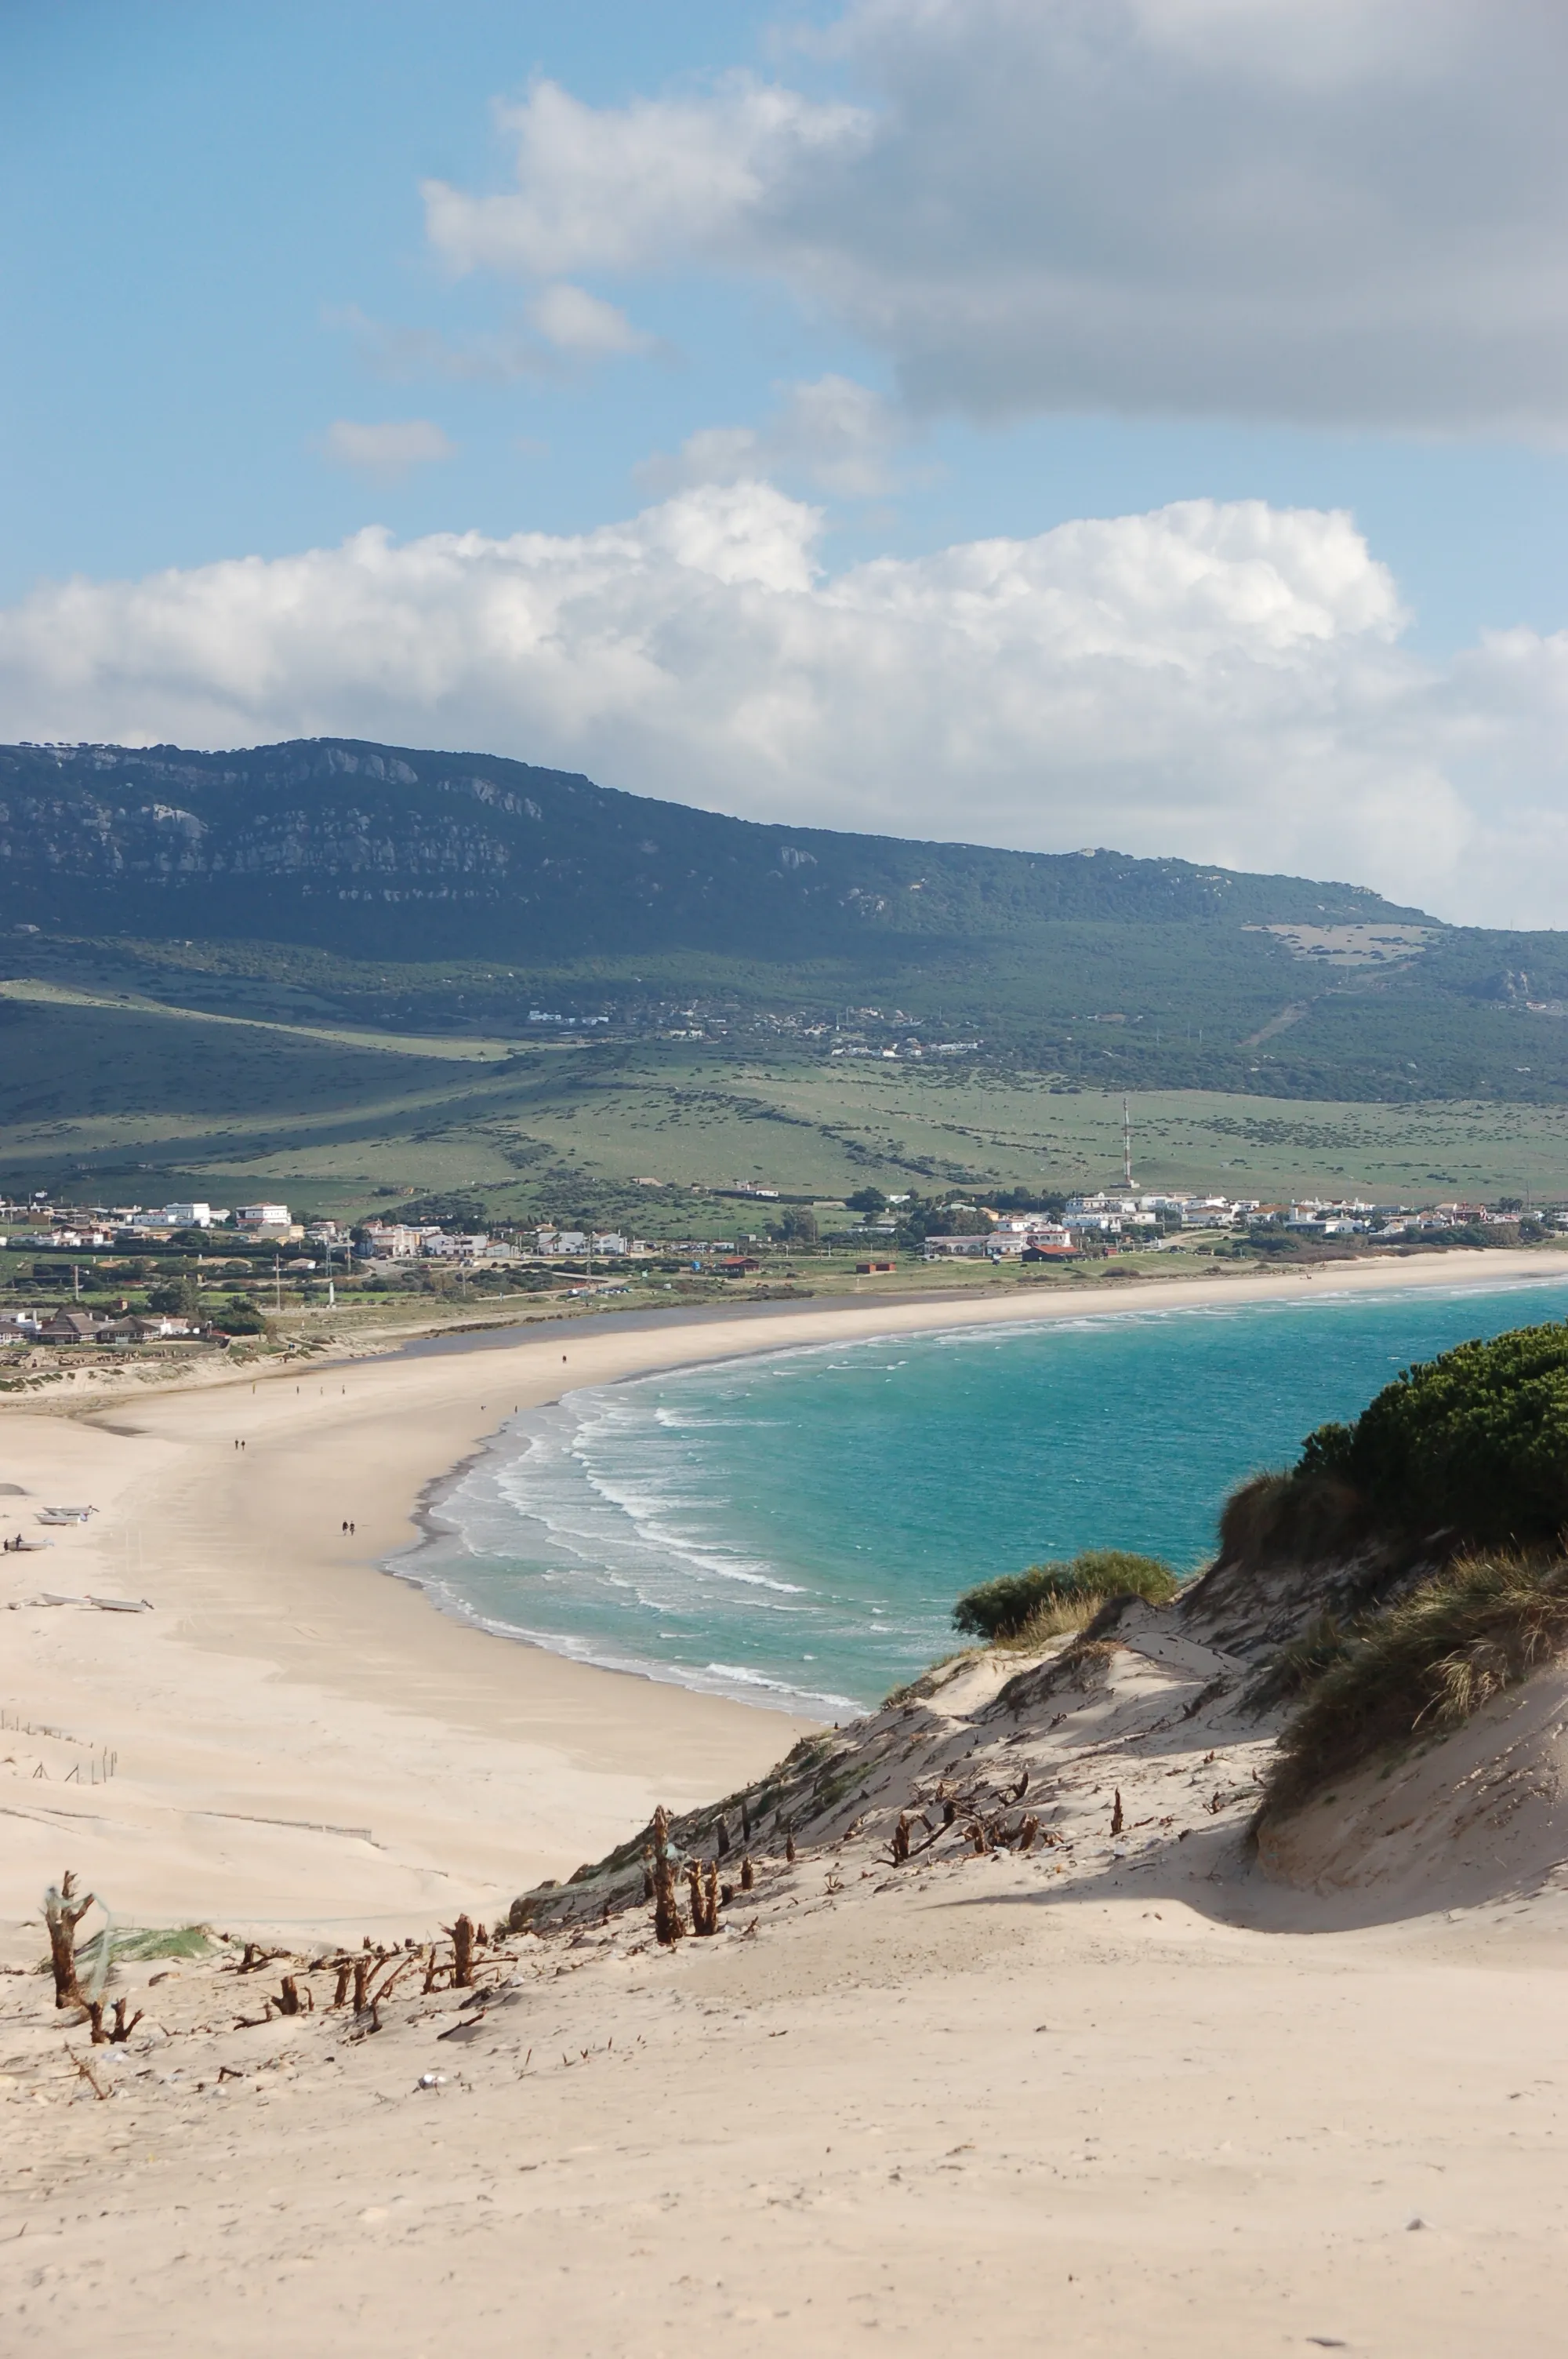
xmin=3 ymin=0 xmax=1568 ymax=926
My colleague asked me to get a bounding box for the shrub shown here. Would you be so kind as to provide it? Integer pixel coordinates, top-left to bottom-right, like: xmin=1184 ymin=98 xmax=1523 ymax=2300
xmin=1297 ymin=1321 xmax=1568 ymax=1548
xmin=1264 ymin=1550 xmax=1568 ymax=1817
xmin=953 ymin=1549 xmax=1178 ymax=1639
xmin=147 ymin=1276 xmax=201 ymax=1318
xmin=208 ymin=1297 xmax=267 ymax=1336
xmin=1216 ymin=1469 xmax=1368 ymax=1570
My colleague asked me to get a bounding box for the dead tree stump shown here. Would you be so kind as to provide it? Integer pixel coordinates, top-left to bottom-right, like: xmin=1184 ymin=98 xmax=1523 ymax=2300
xmin=1110 ymin=1790 xmax=1124 ymax=1837
xmin=444 ymin=1915 xmax=476 ymax=1988
xmin=652 ymin=1805 xmax=685 ymax=1946
xmin=740 ymin=1856 xmax=755 ymax=1892
xmin=43 ymin=1870 xmax=94 ymax=2010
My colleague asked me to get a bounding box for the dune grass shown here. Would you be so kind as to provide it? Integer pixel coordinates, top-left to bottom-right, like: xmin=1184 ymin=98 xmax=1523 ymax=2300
xmin=1264 ymin=1550 xmax=1568 ymax=1819
xmin=953 ymin=1549 xmax=1179 ymax=1642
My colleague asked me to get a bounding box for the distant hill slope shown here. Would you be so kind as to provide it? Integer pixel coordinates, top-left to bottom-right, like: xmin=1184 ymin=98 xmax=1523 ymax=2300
xmin=3 ymin=736 xmax=1568 ymax=1106
xmin=0 ymin=736 xmax=1419 ymax=951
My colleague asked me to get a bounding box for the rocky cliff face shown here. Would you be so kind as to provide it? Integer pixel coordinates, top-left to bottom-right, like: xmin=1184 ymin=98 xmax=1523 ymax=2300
xmin=0 ymin=735 xmax=1420 ymax=962
xmin=0 ymin=743 xmax=580 ymax=911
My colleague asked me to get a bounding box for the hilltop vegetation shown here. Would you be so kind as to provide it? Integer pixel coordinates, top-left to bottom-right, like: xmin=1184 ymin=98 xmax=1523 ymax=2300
xmin=5 ymin=733 xmax=1568 ymax=1109
xmin=0 ymin=735 xmax=1414 ymax=959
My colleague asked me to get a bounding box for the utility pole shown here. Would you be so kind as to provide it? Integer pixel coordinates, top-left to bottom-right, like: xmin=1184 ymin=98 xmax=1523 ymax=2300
xmin=274 ymin=1249 xmax=281 ymax=1315
xmin=1123 ymin=1096 xmax=1135 ymax=1191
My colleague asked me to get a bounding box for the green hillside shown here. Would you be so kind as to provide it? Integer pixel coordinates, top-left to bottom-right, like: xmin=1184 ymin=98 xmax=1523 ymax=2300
xmin=2 ymin=735 xmax=1567 ymax=1214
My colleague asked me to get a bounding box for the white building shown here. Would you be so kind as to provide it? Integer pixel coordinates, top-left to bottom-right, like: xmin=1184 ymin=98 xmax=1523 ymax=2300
xmin=421 ymin=1233 xmax=490 ymax=1260
xmin=1179 ymin=1199 xmax=1238 ymax=1230
xmin=360 ymin=1222 xmax=423 ymax=1259
xmin=162 ymin=1201 xmax=215 ymax=1229
xmin=534 ymin=1227 xmax=635 ymax=1259
xmin=237 ymin=1203 xmax=291 ymax=1230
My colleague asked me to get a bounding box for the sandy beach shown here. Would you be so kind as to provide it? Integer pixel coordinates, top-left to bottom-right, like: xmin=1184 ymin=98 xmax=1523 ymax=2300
xmin=4 ymin=1246 xmax=1568 ymax=2356
xmin=2 ymin=1245 xmax=1564 ymax=1939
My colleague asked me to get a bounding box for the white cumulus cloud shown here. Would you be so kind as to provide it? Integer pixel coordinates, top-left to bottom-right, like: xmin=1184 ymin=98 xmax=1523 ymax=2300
xmin=638 ymin=376 xmax=909 ymax=497
xmin=2 ymin=485 xmax=1565 ymax=924
xmin=422 ymin=2 xmax=1568 ymax=435
xmin=319 ymin=418 xmax=456 ymax=476
xmin=423 ymin=75 xmax=870 ymax=278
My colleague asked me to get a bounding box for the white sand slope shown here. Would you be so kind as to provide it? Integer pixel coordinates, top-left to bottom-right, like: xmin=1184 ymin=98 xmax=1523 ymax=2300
xmin=5 ymin=1585 xmax=1568 ymax=2354
xmin=1259 ymin=1665 xmax=1568 ymax=1914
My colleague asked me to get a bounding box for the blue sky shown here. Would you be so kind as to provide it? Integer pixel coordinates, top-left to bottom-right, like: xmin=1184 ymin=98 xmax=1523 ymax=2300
xmin=2 ymin=2 xmax=1566 ymax=921
xmin=5 ymin=0 xmax=1563 ymax=648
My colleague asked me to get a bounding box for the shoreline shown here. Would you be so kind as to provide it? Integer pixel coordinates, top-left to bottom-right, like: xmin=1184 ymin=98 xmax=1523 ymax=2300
xmin=376 ymin=1245 xmax=1568 ymax=1720
xmin=2 ymin=1245 xmax=1564 ymax=1938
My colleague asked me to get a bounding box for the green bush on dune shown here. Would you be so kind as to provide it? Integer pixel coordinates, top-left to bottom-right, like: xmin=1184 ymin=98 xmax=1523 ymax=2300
xmin=1208 ymin=1320 xmax=1568 ymax=1816
xmin=953 ymin=1550 xmax=1179 ymax=1641
xmin=1294 ymin=1322 xmax=1568 ymax=1549
xmin=1218 ymin=1323 xmax=1568 ymax=1584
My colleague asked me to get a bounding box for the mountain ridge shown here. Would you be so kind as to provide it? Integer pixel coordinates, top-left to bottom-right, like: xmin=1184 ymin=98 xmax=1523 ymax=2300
xmin=5 ymin=737 xmax=1568 ymax=1109
xmin=0 ymin=736 xmax=1428 ymax=955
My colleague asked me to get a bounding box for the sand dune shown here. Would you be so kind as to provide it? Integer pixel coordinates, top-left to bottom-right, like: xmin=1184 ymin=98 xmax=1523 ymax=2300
xmin=4 ymin=1248 xmax=1568 ymax=2353
xmin=5 ymin=1562 xmax=1568 ymax=2354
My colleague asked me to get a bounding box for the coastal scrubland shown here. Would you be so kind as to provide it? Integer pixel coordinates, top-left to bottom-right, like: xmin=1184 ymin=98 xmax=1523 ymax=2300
xmin=6 ymin=976 xmax=1568 ymax=1220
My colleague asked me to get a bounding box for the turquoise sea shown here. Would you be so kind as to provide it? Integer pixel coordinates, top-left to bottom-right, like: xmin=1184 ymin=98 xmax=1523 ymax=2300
xmin=394 ymin=1276 xmax=1568 ymax=1721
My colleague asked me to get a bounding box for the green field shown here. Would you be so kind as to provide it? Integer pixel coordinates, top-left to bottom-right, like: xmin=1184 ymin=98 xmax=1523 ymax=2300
xmin=3 ymin=981 xmax=1566 ymax=1220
